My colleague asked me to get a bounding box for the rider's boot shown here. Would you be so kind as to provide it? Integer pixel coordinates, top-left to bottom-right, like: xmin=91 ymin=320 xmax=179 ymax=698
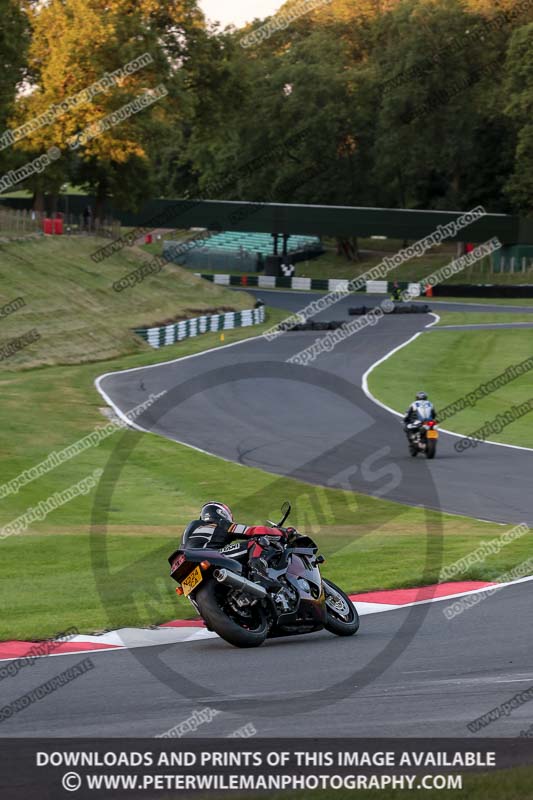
xmin=248 ymin=555 xmax=282 ymax=591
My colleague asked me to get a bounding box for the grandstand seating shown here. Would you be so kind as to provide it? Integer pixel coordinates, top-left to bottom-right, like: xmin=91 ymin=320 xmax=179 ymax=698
xmin=163 ymin=229 xmax=323 ymax=272
xmin=197 ymin=230 xmax=320 ymax=256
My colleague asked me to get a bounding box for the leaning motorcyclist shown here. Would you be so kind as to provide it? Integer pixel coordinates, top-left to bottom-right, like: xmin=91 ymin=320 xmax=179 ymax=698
xmin=403 ymin=391 xmax=437 ymax=437
xmin=183 ymin=501 xmax=286 ymax=590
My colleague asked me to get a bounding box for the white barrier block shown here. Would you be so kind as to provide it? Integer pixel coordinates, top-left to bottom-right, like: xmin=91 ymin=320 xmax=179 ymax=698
xmin=138 ymin=305 xmax=263 ymax=349
xmin=213 ymin=274 xmax=230 ymax=285
xmin=258 ymin=275 xmax=277 ymax=288
xmin=176 ymin=320 xmax=188 ymax=340
xmin=366 ymin=280 xmax=388 ymax=294
xmin=147 ymin=328 xmax=160 ymax=348
xmin=291 ymin=277 xmax=311 ymax=291
xmin=164 ymin=324 xmax=175 ymax=346
xmin=408 ymin=282 xmax=421 ymax=297
xmin=328 ymin=279 xmax=350 ymax=292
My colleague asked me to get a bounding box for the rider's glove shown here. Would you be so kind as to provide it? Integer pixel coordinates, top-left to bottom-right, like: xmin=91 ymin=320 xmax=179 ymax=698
xmin=285 ymin=527 xmax=298 ymax=544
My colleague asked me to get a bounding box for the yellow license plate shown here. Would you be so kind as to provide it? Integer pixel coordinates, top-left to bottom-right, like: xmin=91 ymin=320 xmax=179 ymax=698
xmin=427 ymin=430 xmax=439 ymax=439
xmin=182 ymin=565 xmax=203 ymax=596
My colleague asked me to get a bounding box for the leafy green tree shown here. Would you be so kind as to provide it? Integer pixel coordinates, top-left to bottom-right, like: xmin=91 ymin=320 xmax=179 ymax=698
xmin=10 ymin=0 xmax=197 ymax=214
xmin=504 ymin=22 xmax=533 ymax=213
xmin=370 ymin=0 xmax=516 ymax=211
xmin=180 ymin=22 xmax=380 ymax=213
xmin=152 ymin=24 xmax=239 ymax=199
xmin=0 ymin=0 xmax=29 ymax=176
xmin=4 ymin=0 xmax=530 ymax=222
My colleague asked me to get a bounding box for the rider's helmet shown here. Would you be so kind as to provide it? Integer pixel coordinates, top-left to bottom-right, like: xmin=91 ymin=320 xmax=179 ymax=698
xmin=200 ymin=501 xmax=234 ymax=524
xmin=416 ymin=391 xmax=428 ymax=400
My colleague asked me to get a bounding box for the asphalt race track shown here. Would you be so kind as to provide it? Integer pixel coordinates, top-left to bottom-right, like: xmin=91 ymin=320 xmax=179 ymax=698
xmin=4 ymin=291 xmax=530 ymax=739
xmin=97 ymin=290 xmax=533 ymax=526
xmin=2 ymin=579 xmax=532 ymax=736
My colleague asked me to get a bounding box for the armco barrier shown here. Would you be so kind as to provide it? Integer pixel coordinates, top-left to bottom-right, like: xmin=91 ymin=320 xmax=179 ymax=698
xmin=198 ymin=273 xmax=335 ymax=291
xmin=197 ymin=273 xmax=403 ymax=293
xmin=199 ymin=273 xmax=533 ymax=299
xmin=134 ymin=306 xmax=265 ymax=349
xmin=432 ymin=284 xmax=533 ymax=298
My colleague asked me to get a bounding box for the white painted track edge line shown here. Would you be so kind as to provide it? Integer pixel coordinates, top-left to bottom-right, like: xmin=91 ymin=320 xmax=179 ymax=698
xmin=2 ymin=575 xmax=531 ymax=663
xmin=361 ymin=314 xmax=533 ymax=453
xmin=372 ymin=573 xmax=533 ymax=615
xmin=94 ymin=332 xmax=268 ymax=465
xmin=433 ymin=322 xmax=533 ymax=330
xmin=97 ymin=308 xmax=533 ymax=523
xmin=0 ymin=645 xmax=126 ymax=663
xmin=95 ymin=331 xmax=266 ymax=382
xmin=420 ymin=300 xmax=533 ymax=310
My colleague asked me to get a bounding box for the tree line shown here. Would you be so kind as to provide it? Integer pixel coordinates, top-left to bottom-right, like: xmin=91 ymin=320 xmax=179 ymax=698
xmin=0 ymin=0 xmax=531 ymax=217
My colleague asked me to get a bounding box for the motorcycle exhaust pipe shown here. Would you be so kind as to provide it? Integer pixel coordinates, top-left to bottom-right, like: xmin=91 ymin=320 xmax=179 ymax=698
xmin=213 ymin=568 xmax=267 ymax=599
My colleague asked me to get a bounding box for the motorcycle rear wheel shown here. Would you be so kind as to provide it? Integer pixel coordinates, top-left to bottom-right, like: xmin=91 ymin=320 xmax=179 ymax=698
xmin=323 ymin=579 xmax=360 ymax=636
xmin=195 ymin=579 xmax=268 ymax=648
xmin=425 ymin=440 xmax=437 ymax=459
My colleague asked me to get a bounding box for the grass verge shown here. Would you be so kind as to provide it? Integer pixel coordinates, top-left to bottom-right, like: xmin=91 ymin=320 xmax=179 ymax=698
xmin=0 ymin=236 xmax=253 ymax=368
xmin=368 ymin=328 xmax=533 ymax=447
xmin=1 ymin=247 xmax=531 ymax=641
xmin=434 ymin=312 xmax=533 ymax=326
xmin=1 ymin=315 xmax=532 ymax=640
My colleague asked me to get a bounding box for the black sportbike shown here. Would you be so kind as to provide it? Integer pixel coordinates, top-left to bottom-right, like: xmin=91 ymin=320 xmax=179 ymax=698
xmin=405 ymin=419 xmax=439 ymax=459
xmin=168 ymin=502 xmax=359 ymax=648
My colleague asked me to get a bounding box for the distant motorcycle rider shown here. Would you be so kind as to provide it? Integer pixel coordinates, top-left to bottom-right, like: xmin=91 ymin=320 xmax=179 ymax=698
xmin=183 ymin=501 xmax=286 ymax=590
xmin=403 ymin=392 xmax=437 ymax=437
xmin=391 ymin=281 xmax=403 ymax=302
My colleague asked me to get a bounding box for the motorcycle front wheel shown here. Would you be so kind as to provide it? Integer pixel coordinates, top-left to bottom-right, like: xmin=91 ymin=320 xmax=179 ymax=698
xmin=323 ymin=579 xmax=360 ymax=636
xmin=195 ymin=579 xmax=268 ymax=648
